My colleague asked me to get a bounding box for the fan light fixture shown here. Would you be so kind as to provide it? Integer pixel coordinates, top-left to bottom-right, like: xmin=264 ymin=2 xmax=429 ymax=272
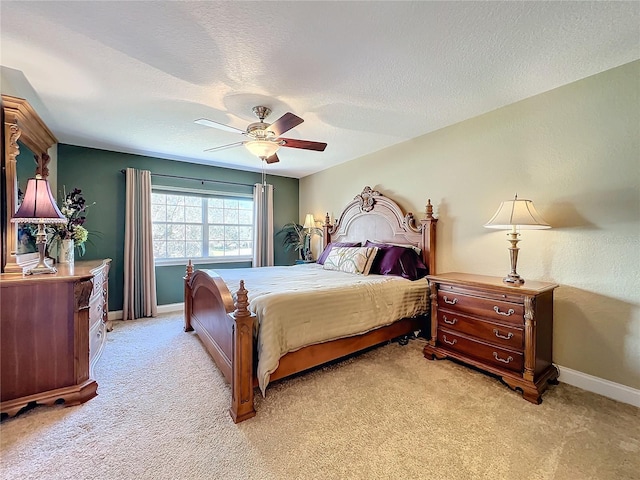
xmin=245 ymin=140 xmax=281 ymax=159
xmin=484 ymin=194 xmax=550 ymax=285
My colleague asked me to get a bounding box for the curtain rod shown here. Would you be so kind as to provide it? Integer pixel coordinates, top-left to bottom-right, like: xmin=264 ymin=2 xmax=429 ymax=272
xmin=119 ymin=169 xmax=255 ymax=188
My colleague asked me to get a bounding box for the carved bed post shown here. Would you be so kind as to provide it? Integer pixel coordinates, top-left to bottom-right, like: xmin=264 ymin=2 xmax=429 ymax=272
xmin=322 ymin=212 xmax=332 ymax=249
xmin=229 ymin=280 xmax=257 ymax=423
xmin=183 ymin=260 xmax=194 ymax=332
xmin=420 ymin=200 xmax=438 ymax=275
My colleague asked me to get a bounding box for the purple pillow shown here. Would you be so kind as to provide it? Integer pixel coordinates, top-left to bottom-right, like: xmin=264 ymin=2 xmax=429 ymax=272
xmin=317 ymin=241 xmax=362 ymax=265
xmin=364 ymin=241 xmax=428 ymax=280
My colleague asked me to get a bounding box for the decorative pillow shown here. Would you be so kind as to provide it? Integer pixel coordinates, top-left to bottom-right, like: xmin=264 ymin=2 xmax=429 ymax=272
xmin=316 ymin=241 xmax=361 ymax=265
xmin=322 ymin=246 xmax=378 ymax=275
xmin=364 ymin=241 xmax=428 ymax=280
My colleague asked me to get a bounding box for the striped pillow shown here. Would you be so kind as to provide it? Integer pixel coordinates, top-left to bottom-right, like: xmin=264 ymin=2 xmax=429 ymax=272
xmin=322 ymin=246 xmax=378 ymax=275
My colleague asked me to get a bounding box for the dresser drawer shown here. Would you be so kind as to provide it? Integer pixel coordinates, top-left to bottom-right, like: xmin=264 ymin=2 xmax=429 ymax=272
xmin=88 ymin=293 xmax=104 ymax=328
xmin=89 ymin=318 xmax=105 ymax=357
xmin=437 ymin=310 xmax=523 ymax=350
xmin=437 ymin=289 xmax=524 ymax=325
xmin=437 ymin=329 xmax=524 ymax=373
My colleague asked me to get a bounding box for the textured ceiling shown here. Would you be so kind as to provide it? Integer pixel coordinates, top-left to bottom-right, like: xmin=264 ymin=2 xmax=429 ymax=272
xmin=1 ymin=1 xmax=638 ymax=179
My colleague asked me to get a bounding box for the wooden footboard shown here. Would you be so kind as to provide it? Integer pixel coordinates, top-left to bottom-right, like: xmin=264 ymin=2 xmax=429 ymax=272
xmin=184 ymin=261 xmax=256 ymax=422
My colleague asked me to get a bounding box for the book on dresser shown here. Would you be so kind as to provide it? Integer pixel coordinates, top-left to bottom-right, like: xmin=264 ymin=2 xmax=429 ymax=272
xmin=423 ymin=272 xmax=559 ymax=404
xmin=0 ymin=258 xmax=111 ymax=418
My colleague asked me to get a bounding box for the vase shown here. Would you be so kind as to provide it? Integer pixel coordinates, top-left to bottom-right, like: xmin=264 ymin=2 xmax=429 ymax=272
xmin=58 ymin=239 xmax=75 ymax=264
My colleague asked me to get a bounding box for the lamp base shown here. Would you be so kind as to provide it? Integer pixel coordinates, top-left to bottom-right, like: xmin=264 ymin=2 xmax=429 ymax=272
xmin=25 ymin=260 xmax=57 ymax=275
xmin=503 ymin=274 xmax=525 ymax=285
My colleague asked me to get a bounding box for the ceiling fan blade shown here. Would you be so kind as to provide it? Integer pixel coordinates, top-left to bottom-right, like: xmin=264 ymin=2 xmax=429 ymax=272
xmin=268 ymin=112 xmax=304 ymax=137
xmin=204 ymin=141 xmax=244 ymax=152
xmin=195 ymin=118 xmax=246 ymax=135
xmin=266 ymin=153 xmax=280 ymax=164
xmin=280 ymin=138 xmax=327 ymax=151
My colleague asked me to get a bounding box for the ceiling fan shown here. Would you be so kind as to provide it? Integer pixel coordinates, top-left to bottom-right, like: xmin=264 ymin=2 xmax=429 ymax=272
xmin=195 ymin=106 xmax=327 ymax=164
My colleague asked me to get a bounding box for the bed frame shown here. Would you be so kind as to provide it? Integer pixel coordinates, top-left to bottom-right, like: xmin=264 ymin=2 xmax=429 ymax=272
xmin=184 ymin=186 xmax=437 ymax=423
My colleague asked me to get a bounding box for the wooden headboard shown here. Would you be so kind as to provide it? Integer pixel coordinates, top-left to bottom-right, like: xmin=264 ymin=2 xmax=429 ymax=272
xmin=322 ymin=186 xmax=438 ymax=274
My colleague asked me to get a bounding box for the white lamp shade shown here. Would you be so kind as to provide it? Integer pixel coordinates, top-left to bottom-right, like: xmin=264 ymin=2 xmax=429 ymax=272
xmin=245 ymin=140 xmax=281 ymax=159
xmin=484 ymin=197 xmax=550 ymax=230
xmin=303 ymin=213 xmax=315 ymax=230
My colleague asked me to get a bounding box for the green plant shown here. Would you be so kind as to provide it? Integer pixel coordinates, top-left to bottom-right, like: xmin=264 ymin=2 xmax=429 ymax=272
xmin=276 ymin=222 xmax=323 ymax=260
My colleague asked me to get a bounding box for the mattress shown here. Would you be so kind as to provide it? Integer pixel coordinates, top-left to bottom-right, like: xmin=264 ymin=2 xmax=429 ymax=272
xmin=205 ymin=263 xmax=428 ymax=394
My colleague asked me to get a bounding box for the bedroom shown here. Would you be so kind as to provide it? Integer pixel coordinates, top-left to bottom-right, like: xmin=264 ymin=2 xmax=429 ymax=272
xmin=1 ymin=2 xmax=639 ymax=479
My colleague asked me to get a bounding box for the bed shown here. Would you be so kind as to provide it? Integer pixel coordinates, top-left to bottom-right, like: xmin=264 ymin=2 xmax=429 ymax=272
xmin=183 ymin=186 xmax=437 ymax=422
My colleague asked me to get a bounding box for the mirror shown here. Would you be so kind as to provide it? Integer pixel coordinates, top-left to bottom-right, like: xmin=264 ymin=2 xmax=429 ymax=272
xmin=1 ymin=95 xmax=57 ymax=273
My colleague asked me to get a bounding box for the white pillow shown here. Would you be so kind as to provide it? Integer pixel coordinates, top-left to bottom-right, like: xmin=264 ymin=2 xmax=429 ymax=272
xmin=322 ymin=246 xmax=378 ymax=275
xmin=368 ymin=240 xmax=421 ymax=256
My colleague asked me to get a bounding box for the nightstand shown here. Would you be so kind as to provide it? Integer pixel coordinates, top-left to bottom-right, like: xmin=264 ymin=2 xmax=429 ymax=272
xmin=423 ymin=272 xmax=559 ymax=404
xmin=295 ymin=259 xmax=316 ymax=264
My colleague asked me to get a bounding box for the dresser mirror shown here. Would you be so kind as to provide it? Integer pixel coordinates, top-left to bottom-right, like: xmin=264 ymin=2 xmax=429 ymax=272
xmin=1 ymin=94 xmax=57 ymax=272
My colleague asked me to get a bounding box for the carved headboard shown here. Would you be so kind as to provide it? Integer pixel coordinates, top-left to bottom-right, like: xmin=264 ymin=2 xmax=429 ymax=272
xmin=322 ymin=186 xmax=438 ymax=274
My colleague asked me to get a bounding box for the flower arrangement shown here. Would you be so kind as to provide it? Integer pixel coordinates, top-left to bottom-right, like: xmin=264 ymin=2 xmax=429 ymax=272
xmin=50 ymin=187 xmax=93 ymax=256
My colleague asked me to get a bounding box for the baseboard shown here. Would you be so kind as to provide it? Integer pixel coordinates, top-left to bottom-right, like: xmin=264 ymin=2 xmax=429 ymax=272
xmin=107 ymin=302 xmax=184 ymax=321
xmin=557 ymin=364 xmax=640 ymax=408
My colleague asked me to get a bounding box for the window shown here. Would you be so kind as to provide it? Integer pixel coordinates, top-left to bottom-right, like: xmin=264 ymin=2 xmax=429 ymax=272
xmin=151 ymin=189 xmax=253 ymax=265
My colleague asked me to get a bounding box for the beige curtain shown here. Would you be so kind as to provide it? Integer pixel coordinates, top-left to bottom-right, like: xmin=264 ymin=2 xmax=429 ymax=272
xmin=252 ymin=182 xmax=274 ymax=267
xmin=123 ymin=168 xmax=157 ymax=320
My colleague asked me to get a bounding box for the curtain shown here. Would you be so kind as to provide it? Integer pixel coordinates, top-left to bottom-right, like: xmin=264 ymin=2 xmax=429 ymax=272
xmin=123 ymin=168 xmax=157 ymax=320
xmin=252 ymin=182 xmax=274 ymax=267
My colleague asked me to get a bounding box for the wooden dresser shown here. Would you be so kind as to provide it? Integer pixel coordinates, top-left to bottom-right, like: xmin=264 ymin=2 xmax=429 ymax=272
xmin=0 ymin=259 xmax=111 ymax=417
xmin=423 ymin=272 xmax=559 ymax=404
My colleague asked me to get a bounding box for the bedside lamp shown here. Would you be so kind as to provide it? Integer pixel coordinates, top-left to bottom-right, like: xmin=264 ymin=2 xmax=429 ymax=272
xmin=484 ymin=194 xmax=550 ymax=285
xmin=302 ymin=213 xmax=316 ymax=261
xmin=11 ymin=175 xmax=67 ymax=275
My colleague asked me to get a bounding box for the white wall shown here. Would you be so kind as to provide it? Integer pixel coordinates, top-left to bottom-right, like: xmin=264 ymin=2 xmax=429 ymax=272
xmin=300 ymin=61 xmax=640 ymax=391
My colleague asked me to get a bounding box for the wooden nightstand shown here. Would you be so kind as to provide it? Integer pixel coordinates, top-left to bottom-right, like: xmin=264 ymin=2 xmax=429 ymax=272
xmin=423 ymin=272 xmax=559 ymax=404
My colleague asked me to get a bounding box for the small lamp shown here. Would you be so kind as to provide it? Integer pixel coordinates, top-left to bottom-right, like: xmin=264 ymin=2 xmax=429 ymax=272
xmin=484 ymin=194 xmax=550 ymax=285
xmin=11 ymin=175 xmax=67 ymax=275
xmin=302 ymin=213 xmax=316 ymax=261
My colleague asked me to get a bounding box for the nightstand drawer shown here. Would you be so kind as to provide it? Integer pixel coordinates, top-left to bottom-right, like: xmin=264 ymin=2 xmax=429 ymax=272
xmin=437 ymin=310 xmax=523 ymax=350
xmin=437 ymin=290 xmax=524 ymax=325
xmin=438 ymin=329 xmax=524 ymax=373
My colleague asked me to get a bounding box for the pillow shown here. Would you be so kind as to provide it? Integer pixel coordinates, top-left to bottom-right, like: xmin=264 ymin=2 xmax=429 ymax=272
xmin=316 ymin=241 xmax=361 ymax=265
xmin=322 ymin=246 xmax=378 ymax=275
xmin=364 ymin=241 xmax=428 ymax=280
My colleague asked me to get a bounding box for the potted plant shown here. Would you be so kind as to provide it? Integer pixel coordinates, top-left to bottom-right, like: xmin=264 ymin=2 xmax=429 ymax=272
xmin=276 ymin=222 xmax=323 ymax=261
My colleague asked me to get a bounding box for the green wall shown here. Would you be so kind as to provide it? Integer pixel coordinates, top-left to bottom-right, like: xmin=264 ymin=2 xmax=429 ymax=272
xmin=16 ymin=141 xmax=36 ymax=193
xmin=56 ymin=145 xmax=300 ymax=311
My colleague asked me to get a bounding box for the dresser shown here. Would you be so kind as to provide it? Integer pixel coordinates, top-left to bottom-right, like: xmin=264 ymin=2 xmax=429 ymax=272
xmin=0 ymin=259 xmax=111 ymax=417
xmin=423 ymin=272 xmax=559 ymax=404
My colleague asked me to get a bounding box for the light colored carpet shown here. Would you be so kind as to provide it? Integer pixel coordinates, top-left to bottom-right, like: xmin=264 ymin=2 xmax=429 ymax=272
xmin=1 ymin=313 xmax=638 ymax=480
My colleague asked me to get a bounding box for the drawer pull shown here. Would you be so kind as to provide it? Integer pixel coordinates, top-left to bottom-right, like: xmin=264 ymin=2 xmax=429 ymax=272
xmin=443 ymin=296 xmax=458 ymax=305
xmin=442 ymin=315 xmax=457 ymax=325
xmin=442 ymin=335 xmax=457 ymax=346
xmin=493 ymin=329 xmax=514 ymax=340
xmin=493 ymin=352 xmax=514 ymax=364
xmin=494 ymin=306 xmax=515 ymax=317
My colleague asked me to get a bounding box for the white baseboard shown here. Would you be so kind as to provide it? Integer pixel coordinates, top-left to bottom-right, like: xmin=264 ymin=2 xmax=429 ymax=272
xmin=557 ymin=364 xmax=640 ymax=408
xmin=107 ymin=302 xmax=184 ymax=321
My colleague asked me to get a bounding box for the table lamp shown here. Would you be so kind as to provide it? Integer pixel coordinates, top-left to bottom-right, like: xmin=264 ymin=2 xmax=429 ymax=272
xmin=11 ymin=175 xmax=67 ymax=274
xmin=484 ymin=194 xmax=550 ymax=285
xmin=302 ymin=213 xmax=316 ymax=261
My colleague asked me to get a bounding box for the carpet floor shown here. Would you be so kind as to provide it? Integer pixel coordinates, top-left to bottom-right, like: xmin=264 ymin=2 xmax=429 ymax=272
xmin=1 ymin=313 xmax=638 ymax=480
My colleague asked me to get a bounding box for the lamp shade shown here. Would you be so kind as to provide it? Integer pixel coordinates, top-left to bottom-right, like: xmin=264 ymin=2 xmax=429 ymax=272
xmin=303 ymin=213 xmax=315 ymax=230
xmin=484 ymin=195 xmax=550 ymax=230
xmin=245 ymin=140 xmax=281 ymax=159
xmin=11 ymin=176 xmax=66 ymax=224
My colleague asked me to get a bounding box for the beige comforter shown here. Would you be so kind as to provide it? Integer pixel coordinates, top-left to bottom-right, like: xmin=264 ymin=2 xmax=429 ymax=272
xmin=205 ymin=264 xmax=428 ymax=394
